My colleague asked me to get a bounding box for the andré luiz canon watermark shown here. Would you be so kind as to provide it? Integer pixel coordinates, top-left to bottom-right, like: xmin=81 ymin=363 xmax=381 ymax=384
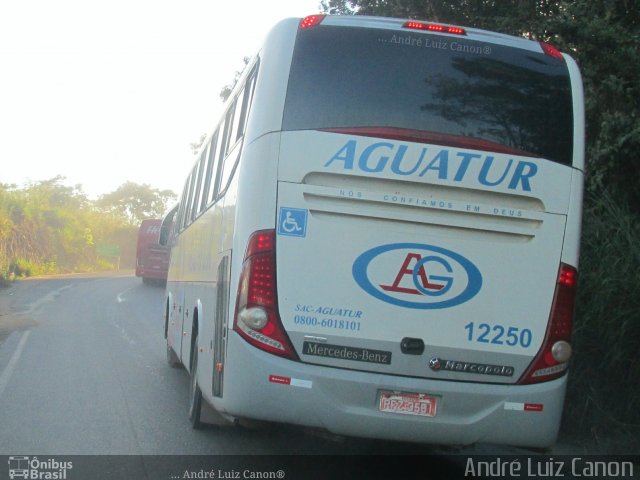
xmin=8 ymin=456 xmax=72 ymax=480
xmin=172 ymin=469 xmax=285 ymax=479
xmin=464 ymin=457 xmax=635 ymax=478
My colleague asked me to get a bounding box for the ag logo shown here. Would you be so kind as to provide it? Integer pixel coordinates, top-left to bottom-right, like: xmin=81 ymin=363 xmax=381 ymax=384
xmin=352 ymin=243 xmax=482 ymax=309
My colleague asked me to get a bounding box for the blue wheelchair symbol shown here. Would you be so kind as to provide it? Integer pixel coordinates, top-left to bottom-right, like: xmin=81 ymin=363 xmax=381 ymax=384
xmin=278 ymin=207 xmax=308 ymax=238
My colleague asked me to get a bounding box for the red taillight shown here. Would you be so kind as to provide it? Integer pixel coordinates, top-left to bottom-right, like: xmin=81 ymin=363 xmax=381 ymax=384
xmin=300 ymin=15 xmax=325 ymax=29
xmin=403 ymin=21 xmax=466 ymax=35
xmin=233 ymin=230 xmax=297 ymax=359
xmin=519 ymin=263 xmax=578 ymax=384
xmin=247 ymin=255 xmax=275 ymax=307
xmin=559 ymin=266 xmax=577 ymax=288
xmin=540 ymin=41 xmax=564 ymax=61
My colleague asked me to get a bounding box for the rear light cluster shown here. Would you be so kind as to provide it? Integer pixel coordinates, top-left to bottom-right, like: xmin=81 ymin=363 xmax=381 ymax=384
xmin=539 ymin=41 xmax=565 ymax=61
xmin=519 ymin=263 xmax=578 ymax=384
xmin=233 ymin=230 xmax=297 ymax=359
xmin=300 ymin=15 xmax=325 ymax=29
xmin=299 ymin=15 xmax=467 ymax=36
xmin=403 ymin=21 xmax=466 ymax=35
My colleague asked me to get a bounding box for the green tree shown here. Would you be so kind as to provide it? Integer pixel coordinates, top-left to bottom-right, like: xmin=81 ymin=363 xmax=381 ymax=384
xmin=0 ymin=178 xmax=92 ymax=278
xmin=321 ymin=0 xmax=565 ymax=37
xmin=319 ymin=0 xmax=356 ymax=15
xmin=552 ymin=0 xmax=640 ymax=202
xmin=1 ymin=179 xmax=178 ymax=283
xmin=96 ymin=182 xmax=176 ymax=226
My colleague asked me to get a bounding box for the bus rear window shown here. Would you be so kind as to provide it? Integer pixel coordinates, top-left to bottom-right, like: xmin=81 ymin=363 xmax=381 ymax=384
xmin=283 ymin=25 xmax=574 ymax=166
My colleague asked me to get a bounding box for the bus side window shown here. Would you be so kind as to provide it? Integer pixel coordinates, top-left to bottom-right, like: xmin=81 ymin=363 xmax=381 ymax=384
xmin=182 ymin=168 xmax=197 ymax=230
xmin=175 ymin=176 xmax=189 ymax=233
xmin=159 ymin=205 xmax=178 ymax=246
xmin=212 ymin=112 xmax=232 ymax=202
xmin=191 ymin=147 xmax=207 ymax=221
xmin=210 ymin=126 xmax=225 ymax=204
xmin=220 ymin=67 xmax=258 ymax=195
xmin=236 ymin=67 xmax=257 ymax=141
xmin=229 ymin=91 xmax=244 ymax=149
xmin=222 ymin=102 xmax=236 ymax=157
xmin=201 ymin=130 xmax=219 ymax=209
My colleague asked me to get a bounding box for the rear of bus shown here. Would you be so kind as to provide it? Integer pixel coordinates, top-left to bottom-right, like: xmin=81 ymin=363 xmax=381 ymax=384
xmin=136 ymin=219 xmax=169 ymax=283
xmin=228 ymin=15 xmax=584 ymax=447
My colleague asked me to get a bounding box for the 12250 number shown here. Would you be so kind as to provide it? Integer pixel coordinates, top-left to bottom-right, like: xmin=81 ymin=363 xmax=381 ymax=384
xmin=464 ymin=321 xmax=532 ymax=348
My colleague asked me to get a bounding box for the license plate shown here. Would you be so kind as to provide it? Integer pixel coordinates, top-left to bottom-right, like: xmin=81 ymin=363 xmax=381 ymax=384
xmin=378 ymin=391 xmax=438 ymax=417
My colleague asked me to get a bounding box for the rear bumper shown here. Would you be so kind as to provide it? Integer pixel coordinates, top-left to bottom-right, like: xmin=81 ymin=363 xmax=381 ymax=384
xmin=136 ymin=268 xmax=168 ymax=280
xmin=216 ymin=333 xmax=566 ymax=448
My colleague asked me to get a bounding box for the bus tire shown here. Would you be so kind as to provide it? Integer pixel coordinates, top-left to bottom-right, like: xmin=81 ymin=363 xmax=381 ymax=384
xmin=188 ymin=335 xmax=204 ymax=429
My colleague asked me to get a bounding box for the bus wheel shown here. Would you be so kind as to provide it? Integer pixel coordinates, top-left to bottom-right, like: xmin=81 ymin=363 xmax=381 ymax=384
xmin=188 ymin=336 xmax=204 ymax=429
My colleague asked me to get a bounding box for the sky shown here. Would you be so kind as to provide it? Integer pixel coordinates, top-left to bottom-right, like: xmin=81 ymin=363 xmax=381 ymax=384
xmin=0 ymin=0 xmax=321 ymax=199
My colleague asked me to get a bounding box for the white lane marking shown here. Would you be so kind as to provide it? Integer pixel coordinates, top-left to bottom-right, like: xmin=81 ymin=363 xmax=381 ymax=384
xmin=116 ymin=286 xmax=136 ymax=304
xmin=26 ymin=285 xmax=73 ymax=313
xmin=0 ymin=330 xmax=31 ymax=400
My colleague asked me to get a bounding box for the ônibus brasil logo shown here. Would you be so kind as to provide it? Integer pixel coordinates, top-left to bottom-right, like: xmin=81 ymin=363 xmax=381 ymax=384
xmin=352 ymin=243 xmax=482 ymax=309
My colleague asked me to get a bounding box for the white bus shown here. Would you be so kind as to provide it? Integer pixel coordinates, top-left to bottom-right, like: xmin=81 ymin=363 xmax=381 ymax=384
xmin=160 ymin=14 xmax=584 ymax=448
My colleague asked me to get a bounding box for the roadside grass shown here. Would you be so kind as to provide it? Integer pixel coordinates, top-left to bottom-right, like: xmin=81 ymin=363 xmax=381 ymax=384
xmin=562 ymin=189 xmax=640 ymax=452
xmin=0 ymin=257 xmax=118 ymax=287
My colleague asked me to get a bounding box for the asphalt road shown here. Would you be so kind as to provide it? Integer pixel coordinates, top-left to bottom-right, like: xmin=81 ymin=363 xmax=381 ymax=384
xmin=0 ymin=273 xmax=630 ymax=480
xmin=0 ymin=274 xmax=469 ymax=453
